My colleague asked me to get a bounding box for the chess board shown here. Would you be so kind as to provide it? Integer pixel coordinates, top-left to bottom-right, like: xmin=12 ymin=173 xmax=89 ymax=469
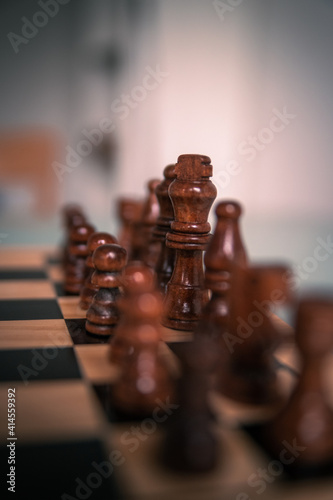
xmin=0 ymin=246 xmax=332 ymax=500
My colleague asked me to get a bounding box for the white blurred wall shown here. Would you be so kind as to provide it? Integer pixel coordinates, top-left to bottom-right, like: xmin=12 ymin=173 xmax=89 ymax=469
xmin=1 ymin=0 xmax=333 ymax=288
xmin=115 ymin=0 xmax=333 ymax=219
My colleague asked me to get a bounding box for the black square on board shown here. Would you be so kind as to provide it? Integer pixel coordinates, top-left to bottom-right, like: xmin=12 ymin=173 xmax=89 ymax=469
xmin=0 ymin=299 xmax=62 ymax=321
xmin=53 ymin=282 xmax=66 ymax=296
xmin=0 ymin=347 xmax=81 ymax=382
xmin=0 ymin=269 xmax=48 ymax=280
xmin=47 ymin=256 xmax=61 ymax=265
xmin=0 ymin=438 xmax=122 ymax=500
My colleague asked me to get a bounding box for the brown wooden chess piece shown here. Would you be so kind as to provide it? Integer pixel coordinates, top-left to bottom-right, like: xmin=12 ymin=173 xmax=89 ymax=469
xmin=152 ymin=164 xmax=177 ymax=294
xmin=197 ymin=200 xmax=248 ymax=341
xmin=110 ymin=262 xmax=174 ymax=415
xmin=61 ymin=204 xmax=87 ymax=270
xmin=218 ymin=264 xmax=291 ymax=404
xmin=85 ymin=244 xmax=127 ymax=337
xmin=110 ymin=262 xmax=157 ymax=364
xmin=62 ymin=203 xmax=85 ymax=227
xmin=64 ymin=222 xmax=95 ymax=294
xmin=162 ymin=154 xmax=217 ymax=331
xmin=130 ymin=179 xmax=160 ymax=264
xmin=264 ymin=297 xmax=333 ymax=468
xmin=117 ymin=197 xmax=143 ymax=255
xmin=163 ymin=335 xmax=219 ymax=472
xmin=79 ymin=232 xmax=118 ymax=310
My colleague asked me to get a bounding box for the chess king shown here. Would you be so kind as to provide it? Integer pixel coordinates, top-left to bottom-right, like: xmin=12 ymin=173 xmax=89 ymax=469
xmin=162 ymin=154 xmax=217 ymax=331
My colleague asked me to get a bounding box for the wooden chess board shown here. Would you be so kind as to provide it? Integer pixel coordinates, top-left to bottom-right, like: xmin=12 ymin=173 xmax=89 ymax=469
xmin=0 ymin=246 xmax=332 ymax=500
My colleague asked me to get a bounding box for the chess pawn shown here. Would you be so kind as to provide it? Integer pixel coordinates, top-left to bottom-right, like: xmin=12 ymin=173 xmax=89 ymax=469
xmin=130 ymin=179 xmax=160 ymax=264
xmin=62 ymin=204 xmax=87 ymax=238
xmin=62 ymin=204 xmax=85 ymax=228
xmin=152 ymin=164 xmax=177 ymax=294
xmin=163 ymin=154 xmax=217 ymax=331
xmin=198 ymin=201 xmax=248 ymax=340
xmin=117 ymin=198 xmax=143 ymax=255
xmin=264 ymin=298 xmax=333 ymax=467
xmin=218 ymin=265 xmax=291 ymax=404
xmin=61 ymin=204 xmax=87 ymax=270
xmin=163 ymin=335 xmax=219 ymax=472
xmin=110 ymin=262 xmax=157 ymax=364
xmin=79 ymin=232 xmax=118 ymax=310
xmin=85 ymin=244 xmax=127 ymax=337
xmin=64 ymin=222 xmax=95 ymax=294
xmin=111 ymin=263 xmax=174 ymax=415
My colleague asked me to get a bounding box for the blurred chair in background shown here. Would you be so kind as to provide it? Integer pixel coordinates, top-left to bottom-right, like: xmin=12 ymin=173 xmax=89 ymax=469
xmin=0 ymin=129 xmax=61 ymax=216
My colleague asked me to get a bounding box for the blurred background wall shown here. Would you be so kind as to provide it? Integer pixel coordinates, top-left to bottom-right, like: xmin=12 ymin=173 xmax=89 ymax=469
xmin=0 ymin=0 xmax=332 ymax=291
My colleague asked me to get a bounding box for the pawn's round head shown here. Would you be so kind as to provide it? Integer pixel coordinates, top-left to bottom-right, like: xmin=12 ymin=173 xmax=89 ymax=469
xmin=70 ymin=223 xmax=95 ymax=242
xmin=121 ymin=262 xmax=156 ymax=294
xmin=147 ymin=179 xmax=161 ymax=193
xmin=87 ymin=232 xmax=117 ymax=254
xmin=92 ymin=244 xmax=127 ymax=272
xmin=215 ymin=201 xmax=242 ymax=219
xmin=63 ymin=203 xmax=83 ymax=215
xmin=163 ymin=164 xmax=176 ymax=180
xmin=62 ymin=204 xmax=87 ymax=230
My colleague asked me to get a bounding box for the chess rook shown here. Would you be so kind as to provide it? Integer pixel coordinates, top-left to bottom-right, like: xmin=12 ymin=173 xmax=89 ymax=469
xmin=152 ymin=164 xmax=177 ymax=293
xmin=86 ymin=243 xmax=127 ymax=337
xmin=79 ymin=232 xmax=118 ymax=310
xmin=162 ymin=154 xmax=217 ymax=331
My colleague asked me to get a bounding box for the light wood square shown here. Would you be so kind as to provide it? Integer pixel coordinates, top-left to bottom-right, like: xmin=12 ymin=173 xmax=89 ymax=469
xmin=0 ymin=380 xmax=105 ymax=444
xmin=58 ymin=296 xmax=86 ymax=318
xmin=75 ymin=344 xmax=120 ymax=385
xmin=0 ymin=247 xmax=50 ymax=268
xmin=0 ymin=280 xmax=56 ymax=299
xmin=0 ymin=319 xmax=72 ymax=348
xmin=107 ymin=424 xmax=268 ymax=500
xmin=46 ymin=264 xmax=64 ymax=283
